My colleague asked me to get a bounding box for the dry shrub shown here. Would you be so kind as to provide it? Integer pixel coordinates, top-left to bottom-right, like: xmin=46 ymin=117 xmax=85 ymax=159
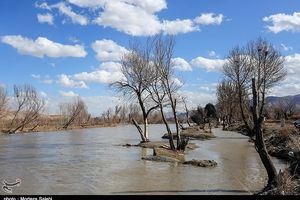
xmin=268 ymin=169 xmax=300 ymax=195
xmin=278 ymin=126 xmax=299 ymax=139
xmin=288 ymin=135 xmax=300 ymax=152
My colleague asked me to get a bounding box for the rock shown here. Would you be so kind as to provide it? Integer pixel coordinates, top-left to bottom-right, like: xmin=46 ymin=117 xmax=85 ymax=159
xmin=183 ymin=159 xmax=217 ymax=167
xmin=141 ymin=155 xmax=180 ymax=163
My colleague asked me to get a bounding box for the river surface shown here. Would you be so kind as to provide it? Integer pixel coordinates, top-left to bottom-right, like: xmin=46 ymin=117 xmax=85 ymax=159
xmin=0 ymin=125 xmax=288 ymax=195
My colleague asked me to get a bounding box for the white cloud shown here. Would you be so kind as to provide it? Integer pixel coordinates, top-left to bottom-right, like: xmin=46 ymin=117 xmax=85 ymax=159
xmin=172 ymin=77 xmax=184 ymax=87
xmin=40 ymin=91 xmax=48 ymax=98
xmin=68 ymin=0 xmax=167 ymax=12
xmin=73 ymin=62 xmax=124 ymax=84
xmin=269 ymin=53 xmax=300 ymax=96
xmin=171 ymin=57 xmax=192 ymax=71
xmin=31 ymin=74 xmax=54 ymax=84
xmin=284 ymin=53 xmax=300 ymax=81
xmin=191 ymin=56 xmax=226 ymax=72
xmin=91 ymin=39 xmax=128 ymax=61
xmin=36 ymin=1 xmax=224 ymax=36
xmin=162 ymin=19 xmax=198 ymax=35
xmin=59 ymin=90 xmax=79 ymax=97
xmin=53 ymin=2 xmax=89 ymax=25
xmin=100 ymin=61 xmax=122 ymax=72
xmin=68 ymin=0 xmax=106 ymax=8
xmin=280 ymin=43 xmax=293 ymax=51
xmin=42 ymin=94 xmax=123 ymax=116
xmin=1 ymin=35 xmax=87 ymax=58
xmin=31 ymin=74 xmax=41 ymax=79
xmin=58 ymin=61 xmax=124 ymax=86
xmin=178 ymin=90 xmax=216 ymax=111
xmin=35 ymin=1 xmax=51 ymax=10
xmin=73 ymin=70 xmax=123 ymax=84
xmin=81 ymin=95 xmax=123 ymax=116
xmin=263 ymin=12 xmax=300 ymax=33
xmin=194 ymin=13 xmax=224 ymax=25
xmin=94 ymin=4 xmax=224 ymax=36
xmin=37 ymin=13 xmax=54 ymax=25
xmin=93 ymin=1 xmax=162 ymax=36
xmin=57 ymin=74 xmax=88 ymax=89
xmin=208 ymin=50 xmax=219 ymax=58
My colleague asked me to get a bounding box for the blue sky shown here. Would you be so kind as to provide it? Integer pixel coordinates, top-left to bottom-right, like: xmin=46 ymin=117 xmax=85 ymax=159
xmin=0 ymin=0 xmax=300 ymax=115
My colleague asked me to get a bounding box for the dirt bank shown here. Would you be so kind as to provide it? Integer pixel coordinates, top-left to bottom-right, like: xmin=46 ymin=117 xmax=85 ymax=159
xmin=161 ymin=126 xmax=215 ymax=140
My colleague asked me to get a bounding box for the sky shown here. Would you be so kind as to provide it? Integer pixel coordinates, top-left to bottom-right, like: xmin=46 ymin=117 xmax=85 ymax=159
xmin=0 ymin=0 xmax=300 ymax=116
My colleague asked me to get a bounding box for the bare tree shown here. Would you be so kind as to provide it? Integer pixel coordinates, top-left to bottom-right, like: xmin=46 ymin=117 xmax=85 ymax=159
xmin=119 ymin=105 xmax=128 ymax=123
xmin=182 ymin=97 xmax=191 ymax=127
xmin=0 ymin=85 xmax=8 ymax=120
xmin=9 ymin=84 xmax=45 ymax=133
xmin=154 ymin=35 xmax=188 ymax=150
xmin=223 ymin=46 xmax=252 ymax=133
xmin=222 ymin=38 xmax=287 ymax=189
xmin=111 ymin=39 xmax=159 ymax=142
xmin=60 ymin=97 xmax=90 ymax=129
xmin=278 ymin=98 xmax=296 ymax=119
xmin=216 ymin=80 xmax=240 ymax=129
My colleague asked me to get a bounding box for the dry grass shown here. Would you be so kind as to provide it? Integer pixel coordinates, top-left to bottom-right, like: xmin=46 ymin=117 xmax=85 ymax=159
xmin=288 ymin=135 xmax=300 ymax=152
xmin=266 ymin=169 xmax=300 ymax=195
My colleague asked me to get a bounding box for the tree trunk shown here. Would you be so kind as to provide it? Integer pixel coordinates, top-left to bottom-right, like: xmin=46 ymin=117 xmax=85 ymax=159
xmin=252 ymin=78 xmax=278 ymax=187
xmin=144 ymin=117 xmax=149 ymax=141
xmin=132 ymin=118 xmax=147 ymax=143
xmin=255 ymin=127 xmax=278 ymax=187
xmin=171 ymin=99 xmax=181 ymax=150
xmin=160 ymin=105 xmax=176 ymax=150
xmin=238 ymin=84 xmax=251 ymax=135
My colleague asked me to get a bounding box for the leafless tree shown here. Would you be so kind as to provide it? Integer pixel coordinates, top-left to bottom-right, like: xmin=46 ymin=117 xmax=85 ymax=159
xmin=216 ymin=80 xmax=240 ymax=129
xmin=278 ymin=98 xmax=296 ymax=119
xmin=60 ymin=97 xmax=90 ymax=129
xmin=111 ymin=39 xmax=159 ymax=142
xmin=9 ymin=84 xmax=45 ymax=133
xmin=152 ymin=35 xmax=188 ymax=150
xmin=182 ymin=97 xmax=191 ymax=127
xmin=0 ymin=85 xmax=8 ymax=120
xmin=222 ymin=38 xmax=287 ymax=188
xmin=128 ymin=103 xmax=141 ymax=122
xmin=223 ymin=46 xmax=252 ymax=133
xmin=146 ymin=43 xmax=176 ymax=149
xmin=119 ymin=105 xmax=128 ymax=123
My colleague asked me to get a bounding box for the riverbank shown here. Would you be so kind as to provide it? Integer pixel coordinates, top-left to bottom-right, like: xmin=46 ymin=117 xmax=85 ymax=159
xmin=0 ymin=122 xmax=124 ymax=135
xmin=222 ymin=121 xmax=300 ymax=195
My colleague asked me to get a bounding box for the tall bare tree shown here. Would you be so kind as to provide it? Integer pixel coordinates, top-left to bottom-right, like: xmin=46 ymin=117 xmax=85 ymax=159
xmin=111 ymin=39 xmax=159 ymax=142
xmin=222 ymin=38 xmax=286 ymax=188
xmin=216 ymin=80 xmax=239 ymax=128
xmin=223 ymin=46 xmax=252 ymax=133
xmin=9 ymin=84 xmax=45 ymax=133
xmin=154 ymin=35 xmax=188 ymax=150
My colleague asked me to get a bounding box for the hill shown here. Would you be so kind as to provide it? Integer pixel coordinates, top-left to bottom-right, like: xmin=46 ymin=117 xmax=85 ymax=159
xmin=266 ymin=94 xmax=300 ymax=106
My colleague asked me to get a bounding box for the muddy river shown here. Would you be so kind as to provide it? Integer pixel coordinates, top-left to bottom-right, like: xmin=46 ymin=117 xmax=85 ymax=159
xmin=0 ymin=125 xmax=288 ymax=195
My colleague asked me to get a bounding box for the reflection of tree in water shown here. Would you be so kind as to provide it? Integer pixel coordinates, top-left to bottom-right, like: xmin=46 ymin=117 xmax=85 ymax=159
xmin=140 ymin=147 xmax=151 ymax=157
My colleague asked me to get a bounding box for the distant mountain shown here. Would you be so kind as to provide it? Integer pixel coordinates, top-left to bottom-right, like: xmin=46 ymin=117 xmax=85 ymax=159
xmin=266 ymin=94 xmax=300 ymax=106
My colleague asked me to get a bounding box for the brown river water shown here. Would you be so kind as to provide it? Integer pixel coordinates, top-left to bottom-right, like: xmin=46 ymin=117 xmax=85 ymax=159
xmin=0 ymin=125 xmax=288 ymax=195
